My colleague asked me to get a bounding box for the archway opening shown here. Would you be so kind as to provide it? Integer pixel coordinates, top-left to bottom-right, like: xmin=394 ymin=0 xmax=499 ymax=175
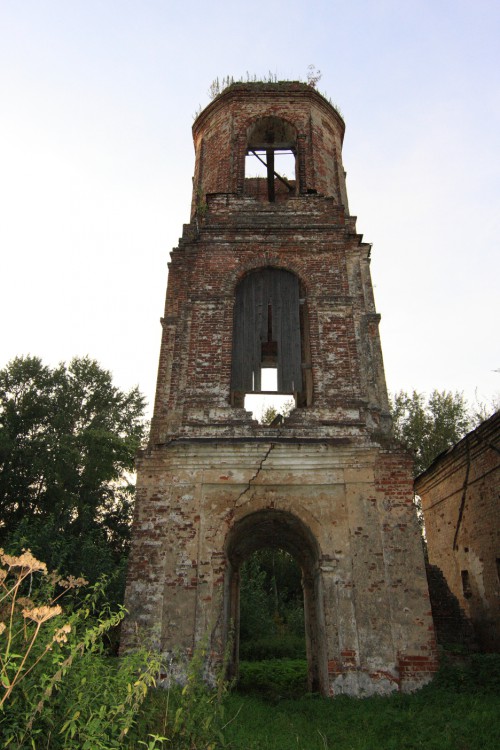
xmin=224 ymin=509 xmax=327 ymax=695
xmin=244 ymin=365 xmax=295 ymax=424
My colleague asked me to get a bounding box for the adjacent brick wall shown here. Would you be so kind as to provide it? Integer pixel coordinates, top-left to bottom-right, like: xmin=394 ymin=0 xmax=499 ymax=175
xmin=417 ymin=410 xmax=500 ymax=650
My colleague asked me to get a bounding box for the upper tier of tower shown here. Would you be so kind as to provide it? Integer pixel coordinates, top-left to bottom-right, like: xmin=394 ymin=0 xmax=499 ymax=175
xmin=191 ymin=82 xmax=349 ymax=217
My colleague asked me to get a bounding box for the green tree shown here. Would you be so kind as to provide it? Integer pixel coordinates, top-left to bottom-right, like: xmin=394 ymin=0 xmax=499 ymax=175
xmin=239 ymin=549 xmax=305 ymax=659
xmin=390 ymin=390 xmax=472 ymax=477
xmin=0 ymin=356 xmax=146 ymax=592
xmin=260 ymin=399 xmax=295 ymax=425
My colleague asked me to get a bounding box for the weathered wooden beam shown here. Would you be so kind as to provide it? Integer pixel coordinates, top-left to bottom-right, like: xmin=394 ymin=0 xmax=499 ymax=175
xmin=266 ymin=148 xmax=275 ymax=202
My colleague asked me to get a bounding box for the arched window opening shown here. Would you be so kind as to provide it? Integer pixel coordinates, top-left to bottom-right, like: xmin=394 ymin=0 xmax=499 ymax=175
xmin=231 ymin=268 xmax=313 ymax=413
xmin=245 ymin=116 xmax=298 ymax=202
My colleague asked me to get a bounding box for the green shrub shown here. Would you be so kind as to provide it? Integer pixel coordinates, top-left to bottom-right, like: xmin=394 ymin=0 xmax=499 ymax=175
xmin=431 ymin=651 xmax=500 ymax=694
xmin=240 ymin=633 xmax=305 ymax=661
xmin=238 ymin=659 xmax=308 ymax=699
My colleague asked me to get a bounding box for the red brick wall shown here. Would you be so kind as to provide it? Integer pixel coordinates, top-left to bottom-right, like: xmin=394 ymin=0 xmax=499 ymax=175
xmin=191 ymin=83 xmax=346 ymax=216
xmin=149 ymin=85 xmax=391 ymax=444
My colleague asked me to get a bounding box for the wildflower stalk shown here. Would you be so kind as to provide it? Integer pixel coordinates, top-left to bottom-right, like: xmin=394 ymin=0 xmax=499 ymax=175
xmin=0 ymin=548 xmax=77 ymax=710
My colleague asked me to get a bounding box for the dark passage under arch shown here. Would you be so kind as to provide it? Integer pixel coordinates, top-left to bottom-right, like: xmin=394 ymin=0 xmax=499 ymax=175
xmin=224 ymin=509 xmax=328 ymax=694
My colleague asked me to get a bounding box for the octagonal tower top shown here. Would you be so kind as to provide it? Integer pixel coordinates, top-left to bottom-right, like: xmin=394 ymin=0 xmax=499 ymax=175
xmin=191 ymin=82 xmax=349 ymax=217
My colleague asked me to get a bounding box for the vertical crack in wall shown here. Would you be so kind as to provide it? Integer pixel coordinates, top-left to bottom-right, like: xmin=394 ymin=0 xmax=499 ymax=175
xmin=233 ymin=442 xmax=276 ymax=507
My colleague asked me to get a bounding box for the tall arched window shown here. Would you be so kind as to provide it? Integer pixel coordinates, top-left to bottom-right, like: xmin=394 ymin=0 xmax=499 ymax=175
xmin=231 ymin=268 xmax=312 ymax=408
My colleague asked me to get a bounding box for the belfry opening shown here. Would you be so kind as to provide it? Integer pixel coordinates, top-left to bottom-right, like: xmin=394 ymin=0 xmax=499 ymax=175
xmin=123 ymin=81 xmax=438 ymax=697
xmin=244 ymin=116 xmax=298 ymax=202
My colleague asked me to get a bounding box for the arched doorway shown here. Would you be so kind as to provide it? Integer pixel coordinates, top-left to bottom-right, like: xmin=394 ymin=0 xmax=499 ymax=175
xmin=224 ymin=509 xmax=328 ymax=694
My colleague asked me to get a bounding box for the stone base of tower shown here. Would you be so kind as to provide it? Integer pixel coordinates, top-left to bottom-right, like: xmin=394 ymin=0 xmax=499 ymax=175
xmin=122 ymin=439 xmax=438 ymax=697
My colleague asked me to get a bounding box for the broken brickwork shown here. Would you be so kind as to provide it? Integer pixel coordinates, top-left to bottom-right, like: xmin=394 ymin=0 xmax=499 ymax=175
xmin=123 ymin=82 xmax=437 ymax=696
xmin=417 ymin=410 xmax=500 ymax=651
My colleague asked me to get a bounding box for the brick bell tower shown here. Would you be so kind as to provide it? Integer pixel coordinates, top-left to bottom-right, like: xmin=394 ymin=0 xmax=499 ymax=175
xmin=123 ymin=82 xmax=437 ymax=696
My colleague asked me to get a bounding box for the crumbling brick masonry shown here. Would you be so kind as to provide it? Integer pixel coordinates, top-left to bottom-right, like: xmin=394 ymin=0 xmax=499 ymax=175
xmin=122 ymin=82 xmax=437 ymax=696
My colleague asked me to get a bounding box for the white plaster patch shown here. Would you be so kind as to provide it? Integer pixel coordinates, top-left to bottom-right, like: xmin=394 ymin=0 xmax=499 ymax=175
xmin=332 ymin=671 xmax=398 ymax=697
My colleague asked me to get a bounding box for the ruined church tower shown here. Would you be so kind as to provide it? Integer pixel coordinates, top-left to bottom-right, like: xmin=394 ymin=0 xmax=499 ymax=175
xmin=123 ymin=82 xmax=437 ymax=696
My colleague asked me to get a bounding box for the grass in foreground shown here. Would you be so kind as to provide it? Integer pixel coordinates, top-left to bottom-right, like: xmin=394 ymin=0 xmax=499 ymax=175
xmin=133 ymin=654 xmax=500 ymax=750
xmin=222 ymin=689 xmax=499 ymax=750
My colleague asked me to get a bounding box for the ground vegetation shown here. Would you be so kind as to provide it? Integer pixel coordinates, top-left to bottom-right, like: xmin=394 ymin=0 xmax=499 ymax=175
xmin=2 ymin=548 xmax=498 ymax=749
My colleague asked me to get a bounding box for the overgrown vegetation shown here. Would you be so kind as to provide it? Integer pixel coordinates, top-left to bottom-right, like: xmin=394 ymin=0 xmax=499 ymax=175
xmin=0 ymin=548 xmax=161 ymax=748
xmin=131 ymin=653 xmax=500 ymax=749
xmin=1 ymin=544 xmax=499 ymax=748
xmin=0 ymin=549 xmax=233 ymax=749
xmin=222 ymin=676 xmax=500 ymax=749
xmin=192 ymin=66 xmax=341 ymax=120
xmin=238 ymin=659 xmax=308 ymax=699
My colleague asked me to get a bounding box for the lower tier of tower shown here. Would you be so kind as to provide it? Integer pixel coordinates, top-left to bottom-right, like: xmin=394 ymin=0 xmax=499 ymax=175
xmin=122 ymin=440 xmax=438 ymax=697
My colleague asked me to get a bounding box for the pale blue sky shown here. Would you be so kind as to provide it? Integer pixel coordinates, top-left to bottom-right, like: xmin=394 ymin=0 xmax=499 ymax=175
xmin=1 ymin=1 xmax=499 ymax=415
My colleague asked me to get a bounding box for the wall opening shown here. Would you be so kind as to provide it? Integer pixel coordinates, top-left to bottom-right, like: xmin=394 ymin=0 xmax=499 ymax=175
xmin=244 ymin=369 xmax=295 ymax=424
xmin=245 ymin=150 xmax=296 ymax=181
xmin=244 ymin=116 xmax=298 ymax=202
xmin=244 ymin=393 xmax=296 ymax=424
xmin=231 ymin=268 xmax=313 ymax=411
xmin=224 ymin=509 xmax=327 ymax=694
xmin=461 ymin=569 xmax=472 ymax=598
